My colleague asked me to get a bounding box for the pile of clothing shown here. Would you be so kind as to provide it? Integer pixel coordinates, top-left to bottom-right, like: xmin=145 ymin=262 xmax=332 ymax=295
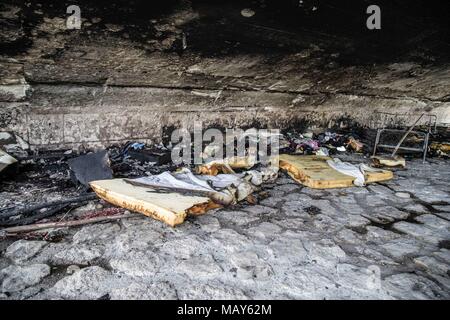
xmin=281 ymin=131 xmax=365 ymax=155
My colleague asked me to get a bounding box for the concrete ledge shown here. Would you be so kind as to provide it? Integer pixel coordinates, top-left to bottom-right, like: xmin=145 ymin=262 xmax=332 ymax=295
xmin=1 ymin=85 xmax=448 ymax=150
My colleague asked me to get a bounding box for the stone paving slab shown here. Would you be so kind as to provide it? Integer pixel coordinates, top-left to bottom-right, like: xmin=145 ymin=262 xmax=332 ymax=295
xmin=0 ymin=158 xmax=449 ymax=300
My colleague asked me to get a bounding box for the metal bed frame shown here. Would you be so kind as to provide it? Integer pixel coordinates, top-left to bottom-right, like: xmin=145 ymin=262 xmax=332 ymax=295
xmin=372 ymin=112 xmax=437 ymax=163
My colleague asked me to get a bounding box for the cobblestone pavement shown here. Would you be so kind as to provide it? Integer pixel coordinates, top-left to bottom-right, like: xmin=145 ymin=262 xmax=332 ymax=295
xmin=0 ymin=156 xmax=449 ymax=300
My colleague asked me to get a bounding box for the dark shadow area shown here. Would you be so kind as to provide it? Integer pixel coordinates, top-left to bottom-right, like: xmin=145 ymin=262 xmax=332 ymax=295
xmin=185 ymin=0 xmax=450 ymax=63
xmin=1 ymin=0 xmax=449 ymax=64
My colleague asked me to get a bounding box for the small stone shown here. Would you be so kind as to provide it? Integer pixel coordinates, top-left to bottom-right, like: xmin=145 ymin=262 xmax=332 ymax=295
xmin=403 ymin=203 xmax=428 ymax=214
xmin=395 ymin=192 xmax=411 ymax=199
xmin=195 ymin=215 xmax=221 ymax=233
xmin=362 ymin=206 xmax=408 ymax=224
xmin=230 ymin=251 xmax=273 ymax=280
xmin=366 ymin=226 xmax=400 ymax=243
xmin=383 ymin=273 xmax=445 ymax=299
xmin=20 ymin=286 xmax=42 ymax=299
xmin=175 ymin=254 xmax=223 ymax=278
xmin=50 ymin=266 xmax=114 ymax=299
xmin=382 ymin=238 xmax=431 ymax=260
xmin=414 ymin=256 xmax=449 ymax=275
xmin=392 ymin=221 xmax=444 ymax=245
xmin=66 ymin=265 xmax=81 ymax=275
xmin=347 ymin=215 xmax=371 ymax=228
xmin=109 ymin=252 xmax=161 ymax=277
xmin=220 ymin=210 xmax=259 ymax=225
xmin=5 ymin=240 xmax=47 ymax=264
xmin=241 ymin=8 xmax=255 ymax=18
xmin=52 ymin=245 xmax=103 ymax=266
xmin=247 ymin=222 xmax=282 ymax=240
xmin=335 ymin=228 xmax=363 ymax=244
xmin=415 ymin=214 xmax=450 ymax=231
xmin=0 ymin=264 xmax=50 ymax=293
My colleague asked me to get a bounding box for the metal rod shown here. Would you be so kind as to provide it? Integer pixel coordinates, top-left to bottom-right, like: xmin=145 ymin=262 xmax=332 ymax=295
xmin=373 ymin=129 xmax=381 ymax=157
xmin=391 ymin=113 xmax=425 ymax=157
xmin=1 ymin=213 xmax=138 ymax=235
xmin=377 ymin=145 xmax=424 ymax=152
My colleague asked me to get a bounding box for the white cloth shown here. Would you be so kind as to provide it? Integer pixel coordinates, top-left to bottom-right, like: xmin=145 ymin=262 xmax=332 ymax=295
xmin=326 ymin=158 xmax=366 ymax=186
xmin=326 ymin=159 xmax=385 ymax=187
xmin=132 ymin=169 xmax=249 ymax=205
xmin=133 ymin=169 xmax=242 ymax=192
xmin=132 ymin=166 xmax=278 ymax=204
